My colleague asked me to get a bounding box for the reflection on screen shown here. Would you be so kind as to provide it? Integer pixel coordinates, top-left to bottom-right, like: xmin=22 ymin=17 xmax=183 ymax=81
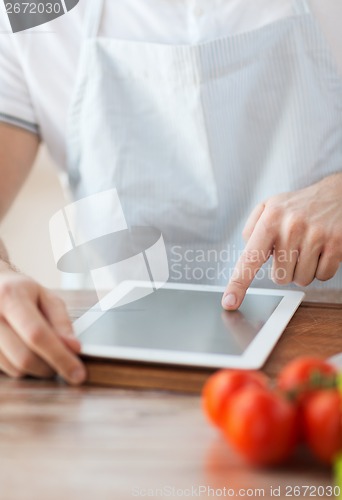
xmin=80 ymin=288 xmax=282 ymax=356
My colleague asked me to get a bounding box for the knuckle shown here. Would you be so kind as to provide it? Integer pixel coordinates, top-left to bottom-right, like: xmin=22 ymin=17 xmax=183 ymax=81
xmin=334 ymin=231 xmax=342 ymax=249
xmin=327 ymin=234 xmax=342 ymax=257
xmin=262 ymin=204 xmax=283 ymax=228
xmin=0 ymin=278 xmax=36 ymax=309
xmin=323 ymin=246 xmax=337 ymax=261
xmin=27 ymin=326 xmax=45 ymax=346
xmin=229 ymin=277 xmax=247 ymax=290
xmin=243 ymin=249 xmax=259 ymax=265
xmin=0 ymin=282 xmax=16 ymax=305
xmin=309 ymin=226 xmax=326 ymax=247
xmin=284 ymin=213 xmax=306 ymax=239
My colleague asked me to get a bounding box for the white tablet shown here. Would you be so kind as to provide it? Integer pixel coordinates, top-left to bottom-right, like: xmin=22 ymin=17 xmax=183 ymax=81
xmin=75 ymin=281 xmax=304 ymax=370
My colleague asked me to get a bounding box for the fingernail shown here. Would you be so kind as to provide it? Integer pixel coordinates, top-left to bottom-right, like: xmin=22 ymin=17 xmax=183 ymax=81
xmin=223 ymin=293 xmax=236 ymax=308
xmin=70 ymin=366 xmax=86 ymax=385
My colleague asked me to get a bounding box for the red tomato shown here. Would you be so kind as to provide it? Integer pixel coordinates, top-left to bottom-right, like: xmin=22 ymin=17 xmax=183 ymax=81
xmin=202 ymin=370 xmax=268 ymax=427
xmin=221 ymin=387 xmax=298 ymax=466
xmin=277 ymin=357 xmax=337 ymax=398
xmin=302 ymin=389 xmax=342 ymax=465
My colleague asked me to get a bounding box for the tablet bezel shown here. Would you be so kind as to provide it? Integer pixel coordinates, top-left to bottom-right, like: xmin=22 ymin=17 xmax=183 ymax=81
xmin=74 ymin=281 xmax=305 ymax=370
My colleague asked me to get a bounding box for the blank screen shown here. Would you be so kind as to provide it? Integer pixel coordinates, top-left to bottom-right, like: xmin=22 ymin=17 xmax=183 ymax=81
xmin=79 ymin=288 xmax=282 ymax=356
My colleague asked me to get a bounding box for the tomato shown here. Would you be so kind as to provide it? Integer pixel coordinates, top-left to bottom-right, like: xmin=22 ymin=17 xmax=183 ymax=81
xmin=302 ymin=389 xmax=342 ymax=465
xmin=202 ymin=370 xmax=268 ymax=427
xmin=277 ymin=357 xmax=337 ymax=399
xmin=221 ymin=387 xmax=298 ymax=466
xmin=277 ymin=358 xmax=338 ymax=443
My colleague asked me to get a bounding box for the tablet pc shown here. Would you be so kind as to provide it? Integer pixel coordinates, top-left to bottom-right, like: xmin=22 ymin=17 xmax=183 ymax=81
xmin=75 ymin=282 xmax=304 ymax=370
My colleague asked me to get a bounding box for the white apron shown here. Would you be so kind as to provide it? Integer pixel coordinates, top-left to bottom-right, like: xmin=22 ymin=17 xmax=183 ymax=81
xmin=66 ymin=0 xmax=342 ymax=291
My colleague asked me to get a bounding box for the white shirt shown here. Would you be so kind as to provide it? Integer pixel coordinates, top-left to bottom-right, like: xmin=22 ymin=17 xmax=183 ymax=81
xmin=0 ymin=0 xmax=341 ymax=171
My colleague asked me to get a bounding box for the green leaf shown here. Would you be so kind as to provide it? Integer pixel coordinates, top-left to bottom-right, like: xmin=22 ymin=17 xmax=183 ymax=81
xmin=337 ymin=373 xmax=342 ymax=394
xmin=334 ymin=453 xmax=342 ymax=499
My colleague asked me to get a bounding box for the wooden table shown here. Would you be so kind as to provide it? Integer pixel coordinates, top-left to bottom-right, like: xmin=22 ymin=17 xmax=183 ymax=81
xmin=0 ymin=290 xmax=341 ymax=500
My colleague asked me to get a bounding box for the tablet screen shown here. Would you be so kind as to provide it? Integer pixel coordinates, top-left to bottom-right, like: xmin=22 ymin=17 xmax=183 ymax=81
xmin=79 ymin=287 xmax=282 ymax=356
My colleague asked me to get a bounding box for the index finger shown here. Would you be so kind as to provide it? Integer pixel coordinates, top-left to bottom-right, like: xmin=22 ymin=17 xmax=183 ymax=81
xmin=222 ymin=218 xmax=275 ymax=310
xmin=4 ymin=299 xmax=86 ymax=385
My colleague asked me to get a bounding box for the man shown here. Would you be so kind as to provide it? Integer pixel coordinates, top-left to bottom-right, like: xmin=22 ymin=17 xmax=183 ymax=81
xmin=0 ymin=0 xmax=341 ymax=384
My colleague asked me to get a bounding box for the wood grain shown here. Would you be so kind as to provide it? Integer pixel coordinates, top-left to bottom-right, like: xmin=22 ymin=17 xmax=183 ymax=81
xmin=83 ymin=356 xmax=214 ymax=393
xmin=0 ymin=290 xmax=340 ymax=499
xmin=0 ymin=378 xmax=334 ymax=500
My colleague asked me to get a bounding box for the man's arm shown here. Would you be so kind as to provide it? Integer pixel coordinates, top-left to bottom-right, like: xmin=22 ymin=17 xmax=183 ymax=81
xmin=0 ymin=123 xmax=86 ymax=384
xmin=0 ymin=123 xmax=39 ymax=219
xmin=0 ymin=123 xmax=38 ymax=266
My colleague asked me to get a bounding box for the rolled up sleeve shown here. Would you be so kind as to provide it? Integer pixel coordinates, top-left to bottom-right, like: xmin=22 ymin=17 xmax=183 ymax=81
xmin=0 ymin=6 xmax=39 ymax=135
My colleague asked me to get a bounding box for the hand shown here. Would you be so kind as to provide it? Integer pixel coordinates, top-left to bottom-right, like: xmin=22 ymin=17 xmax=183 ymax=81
xmin=222 ymin=173 xmax=342 ymax=310
xmin=0 ymin=266 xmax=86 ymax=385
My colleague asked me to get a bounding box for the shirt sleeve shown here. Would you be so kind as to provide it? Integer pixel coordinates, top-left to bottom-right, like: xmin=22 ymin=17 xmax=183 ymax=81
xmin=0 ymin=6 xmax=39 ymax=135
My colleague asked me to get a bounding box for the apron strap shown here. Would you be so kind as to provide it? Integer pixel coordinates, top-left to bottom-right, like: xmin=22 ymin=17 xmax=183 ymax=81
xmin=84 ymin=0 xmax=105 ymax=39
xmin=293 ymin=0 xmax=311 ymax=15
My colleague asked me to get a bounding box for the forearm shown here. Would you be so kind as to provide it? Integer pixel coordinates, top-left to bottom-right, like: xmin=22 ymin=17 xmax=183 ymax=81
xmin=0 ymin=123 xmax=39 ymax=273
xmin=0 ymin=123 xmax=39 ymax=220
